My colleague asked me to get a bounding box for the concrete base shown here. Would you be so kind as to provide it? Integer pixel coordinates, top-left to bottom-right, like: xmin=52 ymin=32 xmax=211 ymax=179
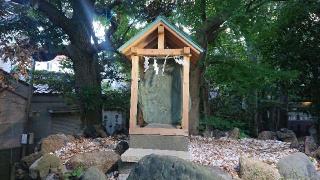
xmin=121 ymin=148 xmax=190 ymax=163
xmin=130 ymin=135 xmax=188 ymax=151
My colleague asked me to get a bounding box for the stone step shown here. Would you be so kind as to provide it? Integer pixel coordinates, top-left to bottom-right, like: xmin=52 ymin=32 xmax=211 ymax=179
xmin=121 ymin=148 xmax=190 ymax=163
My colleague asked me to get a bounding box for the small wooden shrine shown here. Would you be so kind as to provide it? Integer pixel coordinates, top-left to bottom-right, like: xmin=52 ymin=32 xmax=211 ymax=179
xmin=118 ymin=16 xmax=203 ymax=140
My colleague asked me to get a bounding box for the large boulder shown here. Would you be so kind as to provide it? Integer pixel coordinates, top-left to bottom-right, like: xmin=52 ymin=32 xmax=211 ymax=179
xmin=228 ymin=128 xmax=240 ymax=139
xmin=276 ymin=128 xmax=299 ymax=148
xmin=68 ymin=150 xmax=120 ymax=173
xmin=277 ymin=152 xmax=320 ymax=180
xmin=305 ymin=136 xmax=318 ymax=155
xmin=258 ymin=131 xmax=277 ymax=140
xmin=41 ymin=134 xmax=75 ymax=154
xmin=29 ymin=154 xmax=63 ymax=179
xmin=239 ymin=157 xmax=280 ymax=180
xmin=127 ymin=154 xmax=232 ymax=180
xmin=82 ymin=167 xmax=107 ymax=180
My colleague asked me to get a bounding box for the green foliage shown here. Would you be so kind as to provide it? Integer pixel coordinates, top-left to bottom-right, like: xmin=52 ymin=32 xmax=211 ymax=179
xmin=102 ymin=88 xmax=130 ymax=112
xmin=63 ymin=166 xmax=84 ymax=180
xmin=201 ymin=116 xmax=250 ymax=138
xmin=79 ymin=86 xmax=102 ymax=111
xmin=33 ymin=70 xmax=75 ymax=94
xmin=205 ymin=58 xmax=298 ymax=96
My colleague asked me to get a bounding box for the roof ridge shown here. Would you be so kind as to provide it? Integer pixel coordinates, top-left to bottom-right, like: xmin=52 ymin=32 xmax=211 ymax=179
xmin=118 ymin=16 xmax=204 ymax=53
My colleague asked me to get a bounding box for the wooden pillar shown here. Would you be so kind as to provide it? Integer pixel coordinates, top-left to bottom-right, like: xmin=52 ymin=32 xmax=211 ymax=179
xmin=182 ymin=49 xmax=190 ymax=133
xmin=158 ymin=25 xmax=164 ymax=49
xmin=130 ymin=55 xmax=139 ymax=129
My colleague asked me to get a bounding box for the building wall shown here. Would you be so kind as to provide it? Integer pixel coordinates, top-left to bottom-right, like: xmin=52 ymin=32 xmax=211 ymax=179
xmin=288 ymin=111 xmax=314 ymax=136
xmin=30 ymin=94 xmax=81 ymax=142
xmin=0 ymin=91 xmax=27 ymax=149
xmin=51 ymin=114 xmax=82 ymax=135
xmin=0 ymin=80 xmax=29 ymax=180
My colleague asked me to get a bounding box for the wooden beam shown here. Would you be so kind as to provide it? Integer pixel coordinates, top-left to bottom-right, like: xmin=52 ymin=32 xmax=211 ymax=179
xmin=130 ymin=127 xmax=188 ymax=136
xmin=129 ymin=55 xmax=139 ymax=129
xmin=184 ymin=47 xmax=190 ymax=54
xmin=122 ymin=22 xmax=161 ymax=54
xmin=162 ymin=23 xmax=201 ymax=56
xmin=131 ymin=48 xmax=190 ymax=56
xmin=158 ymin=25 xmax=164 ymax=49
xmin=182 ymin=55 xmax=190 ymax=133
xmin=136 ymin=31 xmax=158 ymax=49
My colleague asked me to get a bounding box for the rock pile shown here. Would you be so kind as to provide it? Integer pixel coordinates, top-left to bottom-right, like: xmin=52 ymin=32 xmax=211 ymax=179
xmin=190 ymin=136 xmax=299 ymax=177
xmin=15 ymin=134 xmax=126 ymax=180
xmin=53 ymin=136 xmax=121 ymax=164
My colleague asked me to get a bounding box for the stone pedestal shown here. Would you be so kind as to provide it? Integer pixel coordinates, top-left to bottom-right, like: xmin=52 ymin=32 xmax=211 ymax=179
xmin=129 ymin=135 xmax=188 ymax=151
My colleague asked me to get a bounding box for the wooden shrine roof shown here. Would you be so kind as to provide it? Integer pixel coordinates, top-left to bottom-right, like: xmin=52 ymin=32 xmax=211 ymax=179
xmin=118 ymin=16 xmax=204 ymax=62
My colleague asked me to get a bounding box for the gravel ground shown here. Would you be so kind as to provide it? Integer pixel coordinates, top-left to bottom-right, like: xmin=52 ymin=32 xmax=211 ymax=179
xmin=53 ymin=135 xmax=317 ymax=179
xmin=189 ymin=136 xmax=300 ymax=177
xmin=53 ymin=135 xmax=125 ymax=164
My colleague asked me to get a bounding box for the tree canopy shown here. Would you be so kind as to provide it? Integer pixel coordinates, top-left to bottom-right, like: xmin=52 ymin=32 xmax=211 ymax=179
xmin=1 ymin=0 xmax=319 ymax=137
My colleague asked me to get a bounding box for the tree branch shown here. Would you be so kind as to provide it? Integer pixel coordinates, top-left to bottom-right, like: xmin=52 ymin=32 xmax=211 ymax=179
xmin=30 ymin=0 xmax=74 ymax=36
xmin=202 ymin=15 xmax=227 ymax=43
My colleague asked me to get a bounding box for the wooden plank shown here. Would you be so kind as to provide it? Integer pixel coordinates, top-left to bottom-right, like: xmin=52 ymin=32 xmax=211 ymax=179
xmin=184 ymin=47 xmax=190 ymax=54
xmin=122 ymin=22 xmax=161 ymax=54
xmin=182 ymin=55 xmax=190 ymax=133
xmin=131 ymin=48 xmax=190 ymax=56
xmin=136 ymin=31 xmax=158 ymax=49
xmin=129 ymin=127 xmax=188 ymax=136
xmin=158 ymin=25 xmax=165 ymax=49
xmin=129 ymin=55 xmax=139 ymax=129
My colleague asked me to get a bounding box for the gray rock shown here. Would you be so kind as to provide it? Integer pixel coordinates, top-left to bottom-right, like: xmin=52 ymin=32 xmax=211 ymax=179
xmin=277 ymin=152 xmax=320 ymax=180
xmin=212 ymin=129 xmax=227 ymax=138
xmin=276 ymin=128 xmax=299 ymax=148
xmin=239 ymin=157 xmax=280 ymax=180
xmin=203 ymin=130 xmax=213 ymax=137
xmin=29 ymin=154 xmax=63 ymax=179
xmin=45 ymin=173 xmax=60 ymax=180
xmin=228 ymin=128 xmax=240 ymax=139
xmin=82 ymin=167 xmax=107 ymax=180
xmin=312 ymin=147 xmax=320 ymax=159
xmin=203 ymin=129 xmax=227 ymax=138
xmin=68 ymin=150 xmax=120 ymax=173
xmin=127 ymin=154 xmax=232 ymax=180
xmin=305 ymin=136 xmax=318 ymax=155
xmin=258 ymin=131 xmax=277 ymax=140
xmin=21 ymin=152 xmax=42 ymax=169
xmin=115 ymin=141 xmax=129 ymax=155
xmin=138 ymin=60 xmax=182 ymax=125
xmin=15 ymin=168 xmax=27 ymax=180
xmin=41 ymin=134 xmax=75 ymax=154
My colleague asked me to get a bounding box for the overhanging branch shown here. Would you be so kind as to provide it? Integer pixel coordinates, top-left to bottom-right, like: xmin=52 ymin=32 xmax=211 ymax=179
xmin=28 ymin=0 xmax=73 ymax=36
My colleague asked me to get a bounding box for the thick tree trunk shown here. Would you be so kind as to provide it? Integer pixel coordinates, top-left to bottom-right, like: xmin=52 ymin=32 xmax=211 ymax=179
xmin=189 ymin=64 xmax=201 ymax=134
xmin=68 ymin=45 xmax=102 ymax=127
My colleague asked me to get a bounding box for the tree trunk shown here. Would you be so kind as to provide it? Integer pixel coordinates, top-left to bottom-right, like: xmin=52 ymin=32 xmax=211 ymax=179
xmin=253 ymin=90 xmax=259 ymax=137
xmin=189 ymin=64 xmax=201 ymax=134
xmin=68 ymin=45 xmax=102 ymax=127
